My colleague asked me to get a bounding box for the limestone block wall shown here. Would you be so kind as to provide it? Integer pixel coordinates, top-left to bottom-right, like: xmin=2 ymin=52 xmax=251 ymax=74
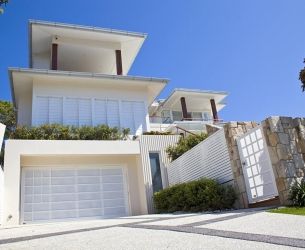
xmin=223 ymin=121 xmax=258 ymax=208
xmin=262 ymin=117 xmax=305 ymax=205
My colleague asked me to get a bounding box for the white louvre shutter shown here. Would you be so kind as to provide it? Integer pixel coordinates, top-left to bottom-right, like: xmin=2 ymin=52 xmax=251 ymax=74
xmin=65 ymin=98 xmax=78 ymax=126
xmin=49 ymin=97 xmax=63 ymax=124
xmin=107 ymin=100 xmax=120 ymax=128
xmin=121 ymin=101 xmax=135 ymax=134
xmin=36 ymin=96 xmax=49 ymax=125
xmin=133 ymin=102 xmax=146 ymax=135
xmin=79 ymin=98 xmax=92 ymax=126
xmin=94 ymin=99 xmax=107 ymax=125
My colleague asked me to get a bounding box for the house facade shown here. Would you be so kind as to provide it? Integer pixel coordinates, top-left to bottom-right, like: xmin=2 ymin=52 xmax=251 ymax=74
xmin=2 ymin=20 xmax=227 ymax=226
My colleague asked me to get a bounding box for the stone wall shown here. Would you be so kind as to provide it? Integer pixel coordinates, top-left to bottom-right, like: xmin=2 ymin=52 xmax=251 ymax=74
xmin=262 ymin=116 xmax=305 ymax=205
xmin=223 ymin=121 xmax=258 ymax=208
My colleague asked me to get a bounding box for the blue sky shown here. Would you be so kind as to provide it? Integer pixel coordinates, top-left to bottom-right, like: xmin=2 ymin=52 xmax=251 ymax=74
xmin=0 ymin=0 xmax=304 ymax=122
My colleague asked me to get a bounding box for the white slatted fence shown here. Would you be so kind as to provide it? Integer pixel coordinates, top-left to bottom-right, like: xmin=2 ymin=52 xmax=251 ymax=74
xmin=168 ymin=129 xmax=233 ymax=186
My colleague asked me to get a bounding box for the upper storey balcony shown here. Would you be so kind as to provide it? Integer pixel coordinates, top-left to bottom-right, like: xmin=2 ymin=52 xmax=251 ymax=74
xmin=29 ymin=20 xmax=146 ymax=75
xmin=148 ymin=89 xmax=228 ymax=134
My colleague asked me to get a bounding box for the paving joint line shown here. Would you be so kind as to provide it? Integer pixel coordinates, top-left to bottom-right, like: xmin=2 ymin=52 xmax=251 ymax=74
xmin=122 ymin=223 xmax=305 ymax=249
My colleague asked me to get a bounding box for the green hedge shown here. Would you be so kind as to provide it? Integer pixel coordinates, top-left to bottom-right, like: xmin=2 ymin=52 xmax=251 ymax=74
xmin=166 ymin=133 xmax=208 ymax=161
xmin=10 ymin=124 xmax=130 ymax=140
xmin=153 ymin=178 xmax=236 ymax=213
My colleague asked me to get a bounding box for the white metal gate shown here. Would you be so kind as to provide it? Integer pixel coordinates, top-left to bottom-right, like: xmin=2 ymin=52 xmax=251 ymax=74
xmin=237 ymin=126 xmax=278 ymax=204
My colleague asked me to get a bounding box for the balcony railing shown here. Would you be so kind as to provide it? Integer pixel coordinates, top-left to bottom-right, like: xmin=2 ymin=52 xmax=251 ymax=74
xmin=149 ymin=116 xmax=221 ymax=124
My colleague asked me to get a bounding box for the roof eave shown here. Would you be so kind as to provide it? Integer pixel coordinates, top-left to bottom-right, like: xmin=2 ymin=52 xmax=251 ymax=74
xmin=8 ymin=67 xmax=169 ymax=84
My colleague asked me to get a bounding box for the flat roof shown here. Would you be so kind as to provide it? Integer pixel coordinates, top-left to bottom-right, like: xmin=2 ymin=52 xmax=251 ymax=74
xmin=29 ymin=20 xmax=147 ymax=74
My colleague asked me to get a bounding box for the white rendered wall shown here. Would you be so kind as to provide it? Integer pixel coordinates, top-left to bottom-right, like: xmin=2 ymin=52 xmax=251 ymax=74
xmin=167 ymin=129 xmax=233 ymax=186
xmin=138 ymin=135 xmax=180 ymax=213
xmin=32 ymin=52 xmax=50 ymax=69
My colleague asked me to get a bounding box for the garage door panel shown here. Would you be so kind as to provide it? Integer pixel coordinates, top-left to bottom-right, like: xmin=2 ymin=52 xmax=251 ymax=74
xmin=101 ymin=168 xmax=122 ymax=175
xmin=51 ymin=202 xmax=76 ymax=210
xmin=33 ymin=203 xmax=49 ymax=212
xmin=103 ymin=183 xmax=124 ymax=191
xmin=104 ymin=198 xmax=125 ymax=207
xmin=51 ymin=194 xmax=76 ymax=202
xmin=79 ymin=200 xmax=101 ymax=209
xmin=33 ymin=212 xmax=49 ymax=221
xmin=103 ymin=191 xmax=124 ymax=199
xmin=22 ymin=166 xmax=129 ymax=223
xmin=102 ymin=175 xmax=123 ymax=183
xmin=51 ymin=177 xmax=74 ymax=185
xmin=78 ymin=192 xmax=100 ymax=200
xmin=78 ymin=184 xmax=100 ymax=192
xmin=51 ymin=210 xmax=77 ymax=220
xmin=51 ymin=185 xmax=76 ymax=193
xmin=78 ymin=169 xmax=100 ymax=176
xmin=104 ymin=207 xmax=125 ymax=216
xmin=79 ymin=208 xmax=102 ymax=217
xmin=77 ymin=176 xmax=100 ymax=184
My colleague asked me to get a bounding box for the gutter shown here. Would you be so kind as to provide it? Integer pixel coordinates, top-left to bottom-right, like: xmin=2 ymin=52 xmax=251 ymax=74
xmin=8 ymin=67 xmax=169 ymax=84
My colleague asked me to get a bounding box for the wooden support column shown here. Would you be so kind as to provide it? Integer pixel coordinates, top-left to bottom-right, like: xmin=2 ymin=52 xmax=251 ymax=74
xmin=51 ymin=43 xmax=58 ymax=70
xmin=180 ymin=97 xmax=188 ymax=121
xmin=210 ymin=99 xmax=219 ymax=122
xmin=115 ymin=50 xmax=123 ymax=75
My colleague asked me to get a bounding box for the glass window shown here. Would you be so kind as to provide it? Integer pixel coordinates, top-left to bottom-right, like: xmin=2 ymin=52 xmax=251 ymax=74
xmin=161 ymin=110 xmax=171 ymax=124
xmin=172 ymin=111 xmax=182 ymax=121
xmin=192 ymin=112 xmax=203 ymax=120
xmin=149 ymin=153 xmax=163 ymax=193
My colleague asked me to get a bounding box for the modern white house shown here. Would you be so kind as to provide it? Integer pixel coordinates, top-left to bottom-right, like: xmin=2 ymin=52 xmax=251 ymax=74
xmin=2 ymin=20 xmax=228 ymax=226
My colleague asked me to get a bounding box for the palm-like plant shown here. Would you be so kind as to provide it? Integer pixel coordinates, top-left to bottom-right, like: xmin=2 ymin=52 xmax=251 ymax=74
xmin=289 ymin=179 xmax=305 ymax=207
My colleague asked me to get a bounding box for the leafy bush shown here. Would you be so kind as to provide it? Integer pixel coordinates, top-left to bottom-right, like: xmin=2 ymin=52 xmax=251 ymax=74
xmin=10 ymin=124 xmax=130 ymax=141
xmin=153 ymin=178 xmax=236 ymax=213
xmin=289 ymin=179 xmax=305 ymax=207
xmin=166 ymin=133 xmax=208 ymax=161
xmin=142 ymin=131 xmax=172 ymax=135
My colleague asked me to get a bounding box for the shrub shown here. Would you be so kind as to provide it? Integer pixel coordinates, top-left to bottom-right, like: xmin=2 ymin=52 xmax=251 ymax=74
xmin=289 ymin=179 xmax=305 ymax=207
xmin=10 ymin=124 xmax=130 ymax=141
xmin=142 ymin=131 xmax=172 ymax=135
xmin=153 ymin=178 xmax=236 ymax=213
xmin=166 ymin=133 xmax=207 ymax=161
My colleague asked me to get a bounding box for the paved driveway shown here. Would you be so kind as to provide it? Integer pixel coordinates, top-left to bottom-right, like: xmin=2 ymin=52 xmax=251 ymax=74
xmin=0 ymin=208 xmax=305 ymax=249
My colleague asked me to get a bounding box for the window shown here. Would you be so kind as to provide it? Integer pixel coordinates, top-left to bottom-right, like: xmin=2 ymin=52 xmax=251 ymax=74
xmin=161 ymin=110 xmax=171 ymax=124
xmin=192 ymin=112 xmax=203 ymax=120
xmin=149 ymin=153 xmax=163 ymax=193
xmin=172 ymin=111 xmax=182 ymax=121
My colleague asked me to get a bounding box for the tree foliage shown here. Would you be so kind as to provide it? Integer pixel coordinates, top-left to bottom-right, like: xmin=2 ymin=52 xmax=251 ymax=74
xmin=0 ymin=0 xmax=9 ymax=14
xmin=299 ymin=59 xmax=305 ymax=92
xmin=0 ymin=100 xmax=16 ymax=138
xmin=0 ymin=100 xmax=16 ymax=165
xmin=166 ymin=133 xmax=208 ymax=161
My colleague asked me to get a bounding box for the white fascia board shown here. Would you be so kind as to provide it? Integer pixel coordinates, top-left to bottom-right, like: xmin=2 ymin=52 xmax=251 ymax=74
xmin=29 ymin=19 xmax=147 ymax=38
xmin=9 ymin=67 xmax=169 ymax=83
xmin=161 ymin=88 xmax=229 ymax=107
xmin=5 ymin=139 xmax=141 ymax=155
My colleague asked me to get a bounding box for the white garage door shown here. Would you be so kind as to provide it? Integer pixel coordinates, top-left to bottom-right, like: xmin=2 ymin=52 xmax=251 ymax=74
xmin=21 ymin=166 xmax=129 ymax=223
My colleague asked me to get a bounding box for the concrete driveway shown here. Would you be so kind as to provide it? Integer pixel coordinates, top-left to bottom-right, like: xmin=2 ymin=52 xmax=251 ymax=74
xmin=0 ymin=208 xmax=305 ymax=250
